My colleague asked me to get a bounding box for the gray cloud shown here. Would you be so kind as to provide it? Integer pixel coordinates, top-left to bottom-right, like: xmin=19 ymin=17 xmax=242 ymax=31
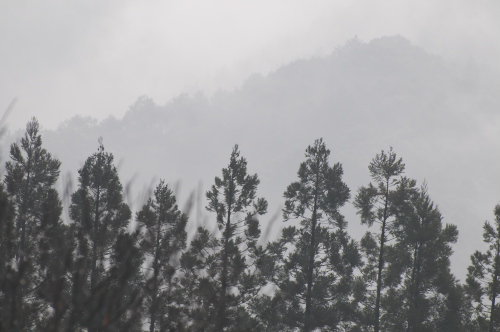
xmin=1 ymin=0 xmax=499 ymax=129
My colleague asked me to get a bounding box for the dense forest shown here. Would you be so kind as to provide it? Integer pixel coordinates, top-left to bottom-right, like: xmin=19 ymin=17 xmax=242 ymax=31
xmin=0 ymin=117 xmax=499 ymax=331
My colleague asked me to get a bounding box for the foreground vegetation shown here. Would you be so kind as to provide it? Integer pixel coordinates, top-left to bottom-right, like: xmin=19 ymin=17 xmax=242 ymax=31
xmin=0 ymin=118 xmax=498 ymax=331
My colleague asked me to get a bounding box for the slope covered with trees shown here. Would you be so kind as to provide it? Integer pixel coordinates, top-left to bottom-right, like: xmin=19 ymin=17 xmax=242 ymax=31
xmin=33 ymin=36 xmax=499 ymax=280
xmin=0 ymin=36 xmax=498 ymax=331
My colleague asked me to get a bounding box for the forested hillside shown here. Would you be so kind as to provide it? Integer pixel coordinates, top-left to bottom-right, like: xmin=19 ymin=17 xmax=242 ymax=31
xmin=36 ymin=36 xmax=499 ymax=275
xmin=1 ymin=36 xmax=499 ymax=331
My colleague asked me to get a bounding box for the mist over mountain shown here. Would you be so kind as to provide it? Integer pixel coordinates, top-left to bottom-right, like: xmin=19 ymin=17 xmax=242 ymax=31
xmin=19 ymin=35 xmax=499 ymax=280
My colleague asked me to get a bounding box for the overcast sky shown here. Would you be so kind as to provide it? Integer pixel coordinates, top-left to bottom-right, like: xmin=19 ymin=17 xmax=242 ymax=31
xmin=1 ymin=0 xmax=499 ymax=130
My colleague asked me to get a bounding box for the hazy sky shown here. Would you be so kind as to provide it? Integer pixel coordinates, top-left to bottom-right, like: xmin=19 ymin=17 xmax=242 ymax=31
xmin=1 ymin=0 xmax=499 ymax=130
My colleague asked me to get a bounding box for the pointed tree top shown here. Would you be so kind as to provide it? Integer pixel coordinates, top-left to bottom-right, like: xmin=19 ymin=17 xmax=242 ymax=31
xmin=368 ymin=147 xmax=405 ymax=183
xmin=98 ymin=136 xmax=104 ymax=153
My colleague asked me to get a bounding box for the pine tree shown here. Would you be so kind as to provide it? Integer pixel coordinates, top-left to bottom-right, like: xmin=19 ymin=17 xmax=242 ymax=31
xmin=181 ymin=145 xmax=268 ymax=331
xmin=68 ymin=138 xmax=140 ymax=331
xmin=466 ymin=203 xmax=500 ymax=332
xmin=383 ymin=184 xmax=460 ymax=331
xmin=137 ymin=180 xmax=188 ymax=331
xmin=104 ymin=231 xmax=144 ymax=331
xmin=262 ymin=138 xmax=360 ymax=331
xmin=0 ymin=182 xmax=16 ymax=330
xmin=3 ymin=118 xmax=64 ymax=330
xmin=353 ymin=147 xmax=414 ymax=332
xmin=36 ymin=186 xmax=72 ymax=331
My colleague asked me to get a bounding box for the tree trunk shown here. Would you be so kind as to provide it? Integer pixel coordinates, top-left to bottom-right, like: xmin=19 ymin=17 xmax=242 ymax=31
xmin=216 ymin=181 xmax=234 ymax=331
xmin=374 ymin=179 xmax=390 ymax=332
xmin=18 ymin=148 xmax=32 ymax=263
xmin=304 ymin=170 xmax=320 ymax=332
xmin=88 ymin=153 xmax=102 ymax=332
xmin=408 ymin=239 xmax=422 ymax=332
xmin=90 ymin=151 xmax=103 ymax=291
xmin=150 ymin=210 xmax=162 ymax=332
xmin=13 ymin=146 xmax=32 ymax=332
xmin=90 ymin=183 xmax=100 ymax=291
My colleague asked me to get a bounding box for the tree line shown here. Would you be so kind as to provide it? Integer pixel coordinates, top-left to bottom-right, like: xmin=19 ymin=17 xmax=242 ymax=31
xmin=0 ymin=118 xmax=498 ymax=331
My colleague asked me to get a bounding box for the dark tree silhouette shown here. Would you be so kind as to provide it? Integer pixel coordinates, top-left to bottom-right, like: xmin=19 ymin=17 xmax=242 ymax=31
xmin=466 ymin=204 xmax=500 ymax=332
xmin=354 ymin=148 xmax=414 ymax=332
xmin=68 ymin=138 xmax=141 ymax=331
xmin=137 ymin=180 xmax=188 ymax=331
xmin=384 ymin=184 xmax=460 ymax=331
xmin=262 ymin=139 xmax=360 ymax=331
xmin=181 ymin=145 xmax=268 ymax=331
xmin=2 ymin=118 xmax=64 ymax=331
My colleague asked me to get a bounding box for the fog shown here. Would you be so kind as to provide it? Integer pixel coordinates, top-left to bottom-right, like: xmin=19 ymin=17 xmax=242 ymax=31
xmin=1 ymin=1 xmax=499 ymax=129
xmin=1 ymin=0 xmax=499 ymax=284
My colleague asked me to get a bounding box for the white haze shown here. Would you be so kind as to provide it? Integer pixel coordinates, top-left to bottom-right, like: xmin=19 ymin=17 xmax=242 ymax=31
xmin=1 ymin=0 xmax=499 ymax=129
xmin=1 ymin=1 xmax=499 ymax=283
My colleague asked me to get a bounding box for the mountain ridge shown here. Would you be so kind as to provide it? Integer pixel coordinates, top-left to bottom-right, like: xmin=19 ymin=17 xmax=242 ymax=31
xmin=4 ymin=35 xmax=498 ymax=281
